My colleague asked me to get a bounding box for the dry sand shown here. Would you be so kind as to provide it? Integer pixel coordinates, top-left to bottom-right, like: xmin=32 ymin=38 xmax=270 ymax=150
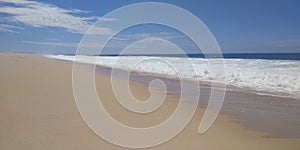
xmin=0 ymin=53 xmax=300 ymax=149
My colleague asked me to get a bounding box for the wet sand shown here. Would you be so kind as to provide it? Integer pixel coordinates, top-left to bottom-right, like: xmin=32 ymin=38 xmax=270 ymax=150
xmin=1 ymin=53 xmax=300 ymax=149
xmin=95 ymin=62 xmax=300 ymax=138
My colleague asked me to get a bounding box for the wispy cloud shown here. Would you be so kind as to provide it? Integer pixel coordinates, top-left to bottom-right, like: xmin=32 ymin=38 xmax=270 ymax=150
xmin=111 ymin=37 xmax=129 ymax=41
xmin=135 ymin=32 xmax=184 ymax=40
xmin=0 ymin=24 xmax=24 ymax=33
xmin=23 ymin=41 xmax=79 ymax=48
xmin=114 ymin=32 xmax=185 ymax=41
xmin=0 ymin=0 xmax=114 ymax=35
xmin=23 ymin=40 xmax=107 ymax=49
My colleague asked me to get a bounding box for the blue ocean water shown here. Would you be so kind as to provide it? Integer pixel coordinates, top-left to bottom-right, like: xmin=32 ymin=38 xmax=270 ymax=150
xmin=124 ymin=53 xmax=300 ymax=60
xmin=188 ymin=53 xmax=300 ymax=60
xmin=60 ymin=53 xmax=300 ymax=60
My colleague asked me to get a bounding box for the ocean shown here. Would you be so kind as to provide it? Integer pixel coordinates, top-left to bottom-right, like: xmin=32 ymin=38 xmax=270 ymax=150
xmin=45 ymin=53 xmax=300 ymax=99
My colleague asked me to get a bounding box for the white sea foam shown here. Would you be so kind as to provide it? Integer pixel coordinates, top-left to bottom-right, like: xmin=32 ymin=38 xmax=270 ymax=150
xmin=45 ymin=55 xmax=300 ymax=99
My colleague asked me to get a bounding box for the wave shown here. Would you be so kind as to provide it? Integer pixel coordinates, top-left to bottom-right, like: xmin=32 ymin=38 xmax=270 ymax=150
xmin=45 ymin=55 xmax=300 ymax=99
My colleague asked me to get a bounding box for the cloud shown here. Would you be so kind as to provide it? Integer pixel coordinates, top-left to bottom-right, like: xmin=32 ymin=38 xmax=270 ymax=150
xmin=23 ymin=41 xmax=79 ymax=48
xmin=114 ymin=32 xmax=185 ymax=41
xmin=23 ymin=40 xmax=107 ymax=49
xmin=0 ymin=0 xmax=114 ymax=35
xmin=134 ymin=32 xmax=184 ymax=40
xmin=0 ymin=24 xmax=24 ymax=33
xmin=110 ymin=37 xmax=129 ymax=41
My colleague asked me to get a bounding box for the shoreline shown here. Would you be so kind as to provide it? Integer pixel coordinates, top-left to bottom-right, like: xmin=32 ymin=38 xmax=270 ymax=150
xmin=44 ymin=54 xmax=300 ymax=100
xmin=46 ymin=53 xmax=300 ymax=138
xmin=1 ymin=53 xmax=300 ymax=149
xmin=42 ymin=53 xmax=300 ymax=137
xmin=91 ymin=60 xmax=300 ymax=138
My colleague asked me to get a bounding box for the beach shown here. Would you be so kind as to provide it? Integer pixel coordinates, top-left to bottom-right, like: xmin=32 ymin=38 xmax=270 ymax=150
xmin=1 ymin=53 xmax=300 ymax=149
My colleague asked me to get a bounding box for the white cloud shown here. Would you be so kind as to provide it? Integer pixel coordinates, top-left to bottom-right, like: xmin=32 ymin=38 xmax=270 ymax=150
xmin=114 ymin=32 xmax=185 ymax=41
xmin=0 ymin=0 xmax=114 ymax=35
xmin=23 ymin=40 xmax=106 ymax=49
xmin=111 ymin=37 xmax=129 ymax=41
xmin=136 ymin=32 xmax=184 ymax=40
xmin=0 ymin=24 xmax=24 ymax=33
xmin=23 ymin=41 xmax=79 ymax=47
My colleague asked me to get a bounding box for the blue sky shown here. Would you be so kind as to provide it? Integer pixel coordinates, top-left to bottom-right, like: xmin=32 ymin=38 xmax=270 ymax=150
xmin=0 ymin=0 xmax=300 ymax=54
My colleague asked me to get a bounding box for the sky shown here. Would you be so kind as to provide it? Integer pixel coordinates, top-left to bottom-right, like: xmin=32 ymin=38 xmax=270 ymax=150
xmin=0 ymin=0 xmax=300 ymax=54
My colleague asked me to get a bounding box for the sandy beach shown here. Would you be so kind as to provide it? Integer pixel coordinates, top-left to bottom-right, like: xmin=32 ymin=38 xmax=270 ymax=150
xmin=1 ymin=53 xmax=300 ymax=150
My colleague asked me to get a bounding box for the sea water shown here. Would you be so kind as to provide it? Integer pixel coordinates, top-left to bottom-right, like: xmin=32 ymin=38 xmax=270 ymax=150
xmin=45 ymin=53 xmax=300 ymax=99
